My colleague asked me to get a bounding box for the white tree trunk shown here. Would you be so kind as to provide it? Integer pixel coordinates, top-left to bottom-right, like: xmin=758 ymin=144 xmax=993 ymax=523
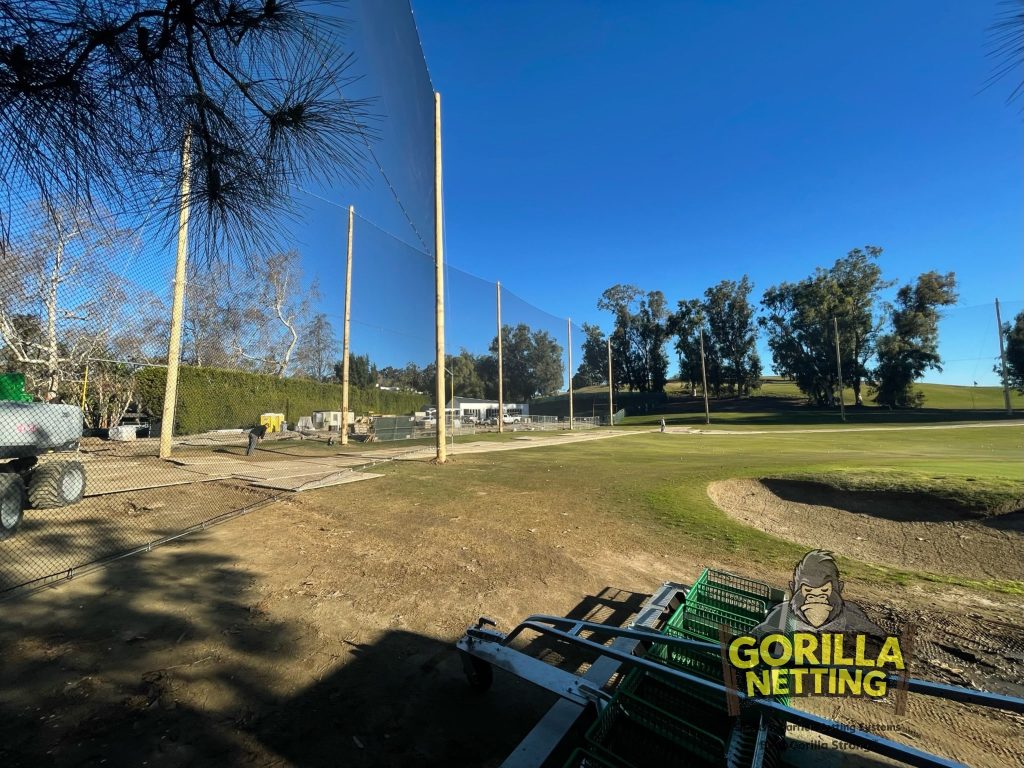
xmin=272 ymin=271 xmax=298 ymax=377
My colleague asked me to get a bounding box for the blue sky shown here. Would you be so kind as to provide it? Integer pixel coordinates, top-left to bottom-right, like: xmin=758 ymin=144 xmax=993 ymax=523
xmin=416 ymin=0 xmax=1023 ymax=385
xmin=292 ymin=1 xmax=1022 ymax=386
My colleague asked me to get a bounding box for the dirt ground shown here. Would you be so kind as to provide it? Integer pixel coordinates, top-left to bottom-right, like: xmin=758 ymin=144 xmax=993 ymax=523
xmin=1 ymin=456 xmax=1023 ymax=767
xmin=708 ymin=478 xmax=1024 ymax=581
xmin=0 ymin=478 xmax=279 ymax=592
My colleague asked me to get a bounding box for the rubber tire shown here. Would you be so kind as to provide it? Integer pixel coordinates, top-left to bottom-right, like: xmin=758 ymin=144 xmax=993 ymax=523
xmin=28 ymin=460 xmax=86 ymax=509
xmin=0 ymin=474 xmax=26 ymax=539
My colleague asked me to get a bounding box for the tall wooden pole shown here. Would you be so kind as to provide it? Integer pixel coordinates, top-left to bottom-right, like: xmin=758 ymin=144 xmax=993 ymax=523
xmin=80 ymin=364 xmax=89 ymax=412
xmin=699 ymin=328 xmax=710 ymax=425
xmin=160 ymin=126 xmax=192 ymax=459
xmin=434 ymin=92 xmax=447 ymax=462
xmin=496 ymin=281 xmax=504 ymax=434
xmin=607 ymin=337 xmax=614 ymax=426
xmin=340 ymin=205 xmax=354 ymax=445
xmin=833 ymin=316 xmax=846 ymax=422
xmin=567 ymin=318 xmax=574 ymax=430
xmin=996 ymin=298 xmax=1012 ymax=415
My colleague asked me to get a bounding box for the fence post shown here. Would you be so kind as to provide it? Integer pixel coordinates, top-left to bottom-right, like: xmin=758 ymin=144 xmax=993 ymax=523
xmin=834 ymin=316 xmax=846 ymax=423
xmin=434 ymin=92 xmax=447 ymax=462
xmin=699 ymin=328 xmax=710 ymax=426
xmin=567 ymin=318 xmax=574 ymax=430
xmin=607 ymin=337 xmax=614 ymax=426
xmin=496 ymin=281 xmax=504 ymax=434
xmin=996 ymin=298 xmax=1012 ymax=415
xmin=341 ymin=205 xmax=354 ymax=445
xmin=159 ymin=126 xmax=192 ymax=459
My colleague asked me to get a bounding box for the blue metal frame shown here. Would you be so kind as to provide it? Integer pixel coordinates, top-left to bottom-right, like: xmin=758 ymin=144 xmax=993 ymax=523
xmin=460 ymin=611 xmax=1024 ymax=768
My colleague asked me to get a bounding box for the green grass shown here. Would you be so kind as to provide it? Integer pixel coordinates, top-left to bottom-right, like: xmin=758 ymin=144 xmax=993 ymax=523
xmin=622 ymin=379 xmax=1022 ymax=428
xmin=392 ymin=423 xmax=1024 ymax=595
xmin=561 ymin=379 xmax=1022 ymax=428
xmin=913 ymin=382 xmax=1023 ymax=409
xmin=755 ymin=377 xmax=1022 ymax=409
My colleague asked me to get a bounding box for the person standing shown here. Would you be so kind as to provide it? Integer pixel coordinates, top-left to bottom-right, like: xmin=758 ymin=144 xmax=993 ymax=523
xmin=246 ymin=423 xmax=268 ymax=455
xmin=659 ymin=418 xmax=666 ymax=433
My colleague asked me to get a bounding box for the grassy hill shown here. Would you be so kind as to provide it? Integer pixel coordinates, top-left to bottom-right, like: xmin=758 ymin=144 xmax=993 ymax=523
xmin=542 ymin=377 xmax=1022 ymax=426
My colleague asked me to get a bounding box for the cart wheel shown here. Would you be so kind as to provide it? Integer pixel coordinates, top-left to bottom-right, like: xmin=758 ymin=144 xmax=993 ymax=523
xmin=28 ymin=460 xmax=86 ymax=509
xmin=460 ymin=651 xmax=493 ymax=692
xmin=0 ymin=474 xmax=26 ymax=540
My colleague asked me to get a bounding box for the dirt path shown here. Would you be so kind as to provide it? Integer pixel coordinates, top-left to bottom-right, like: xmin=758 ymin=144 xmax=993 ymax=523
xmin=707 ymin=478 xmax=1024 ymax=581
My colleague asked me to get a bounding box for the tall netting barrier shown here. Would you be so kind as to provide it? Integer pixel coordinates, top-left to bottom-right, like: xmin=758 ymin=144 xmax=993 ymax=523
xmin=496 ymin=287 xmax=593 ymax=428
xmin=441 ymin=261 xmax=594 ymax=433
xmin=931 ymin=300 xmax=1024 ymax=404
xmin=0 ymin=0 xmax=438 ymax=596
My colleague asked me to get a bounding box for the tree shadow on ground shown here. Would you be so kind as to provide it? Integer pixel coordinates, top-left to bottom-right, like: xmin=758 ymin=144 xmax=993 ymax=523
xmin=0 ymin=545 xmax=569 ymax=768
xmin=0 ymin=559 xmax=989 ymax=768
xmin=0 ymin=541 xmax=293 ymax=767
xmin=255 ymin=587 xmax=651 ymax=768
xmin=0 ymin=480 xmax=271 ymax=593
xmin=980 ymin=510 xmax=1024 ymax=532
xmin=516 ymin=586 xmax=648 ymax=675
xmin=255 ymin=629 xmax=552 ymax=768
xmin=759 ymin=478 xmax=996 ymax=523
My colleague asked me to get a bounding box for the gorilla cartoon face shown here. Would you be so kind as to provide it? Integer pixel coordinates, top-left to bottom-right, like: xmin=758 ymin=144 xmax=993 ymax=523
xmin=795 ymin=579 xmax=841 ymax=627
xmin=790 ymin=550 xmax=845 ymax=628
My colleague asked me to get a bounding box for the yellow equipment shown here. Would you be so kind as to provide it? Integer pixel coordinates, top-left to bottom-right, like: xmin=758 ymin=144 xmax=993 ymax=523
xmin=259 ymin=412 xmax=284 ymax=433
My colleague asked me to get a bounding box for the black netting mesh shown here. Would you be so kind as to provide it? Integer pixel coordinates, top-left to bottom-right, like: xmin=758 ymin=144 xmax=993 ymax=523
xmin=0 ymin=0 xmax=440 ymax=595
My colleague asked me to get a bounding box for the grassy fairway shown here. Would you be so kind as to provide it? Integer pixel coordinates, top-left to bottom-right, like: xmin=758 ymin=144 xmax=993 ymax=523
xmin=624 ymin=379 xmax=1022 ymax=427
xmin=742 ymin=378 xmax=1021 ymax=409
xmin=560 ymin=379 xmax=1022 ymax=427
xmin=417 ymin=423 xmax=1023 ymax=593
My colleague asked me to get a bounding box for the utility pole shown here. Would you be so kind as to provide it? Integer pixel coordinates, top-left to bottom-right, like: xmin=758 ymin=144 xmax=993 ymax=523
xmin=160 ymin=126 xmax=192 ymax=459
xmin=567 ymin=318 xmax=574 ymax=430
xmin=996 ymin=298 xmax=1012 ymax=415
xmin=496 ymin=281 xmax=504 ymax=434
xmin=607 ymin=337 xmax=614 ymax=426
xmin=833 ymin=317 xmax=846 ymax=423
xmin=433 ymin=92 xmax=446 ymax=462
xmin=699 ymin=328 xmax=710 ymax=425
xmin=340 ymin=205 xmax=354 ymax=445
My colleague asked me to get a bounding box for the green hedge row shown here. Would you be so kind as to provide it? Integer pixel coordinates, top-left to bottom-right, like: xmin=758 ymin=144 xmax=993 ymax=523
xmin=135 ymin=366 xmax=425 ymax=435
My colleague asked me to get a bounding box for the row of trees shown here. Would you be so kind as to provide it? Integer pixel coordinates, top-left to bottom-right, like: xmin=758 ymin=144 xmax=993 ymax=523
xmin=1002 ymin=310 xmax=1024 ymax=395
xmin=0 ymin=210 xmax=169 ymax=427
xmin=760 ymin=248 xmax=957 ymax=407
xmin=0 ymin=208 xmax=364 ymax=425
xmin=2 ymin=209 xmax=988 ymax=416
xmin=1 ymin=206 xmax=573 ymax=426
xmin=573 ymin=247 xmax=960 ymax=408
xmin=375 ymin=324 xmax=564 ymax=403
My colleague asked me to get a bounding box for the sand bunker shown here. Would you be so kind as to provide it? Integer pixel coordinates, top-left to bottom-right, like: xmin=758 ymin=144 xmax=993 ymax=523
xmin=708 ymin=478 xmax=1024 ymax=581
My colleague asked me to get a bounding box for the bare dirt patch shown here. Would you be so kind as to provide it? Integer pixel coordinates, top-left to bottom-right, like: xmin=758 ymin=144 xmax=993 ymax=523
xmin=708 ymin=478 xmax=1024 ymax=581
xmin=0 ymin=479 xmax=278 ymax=592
